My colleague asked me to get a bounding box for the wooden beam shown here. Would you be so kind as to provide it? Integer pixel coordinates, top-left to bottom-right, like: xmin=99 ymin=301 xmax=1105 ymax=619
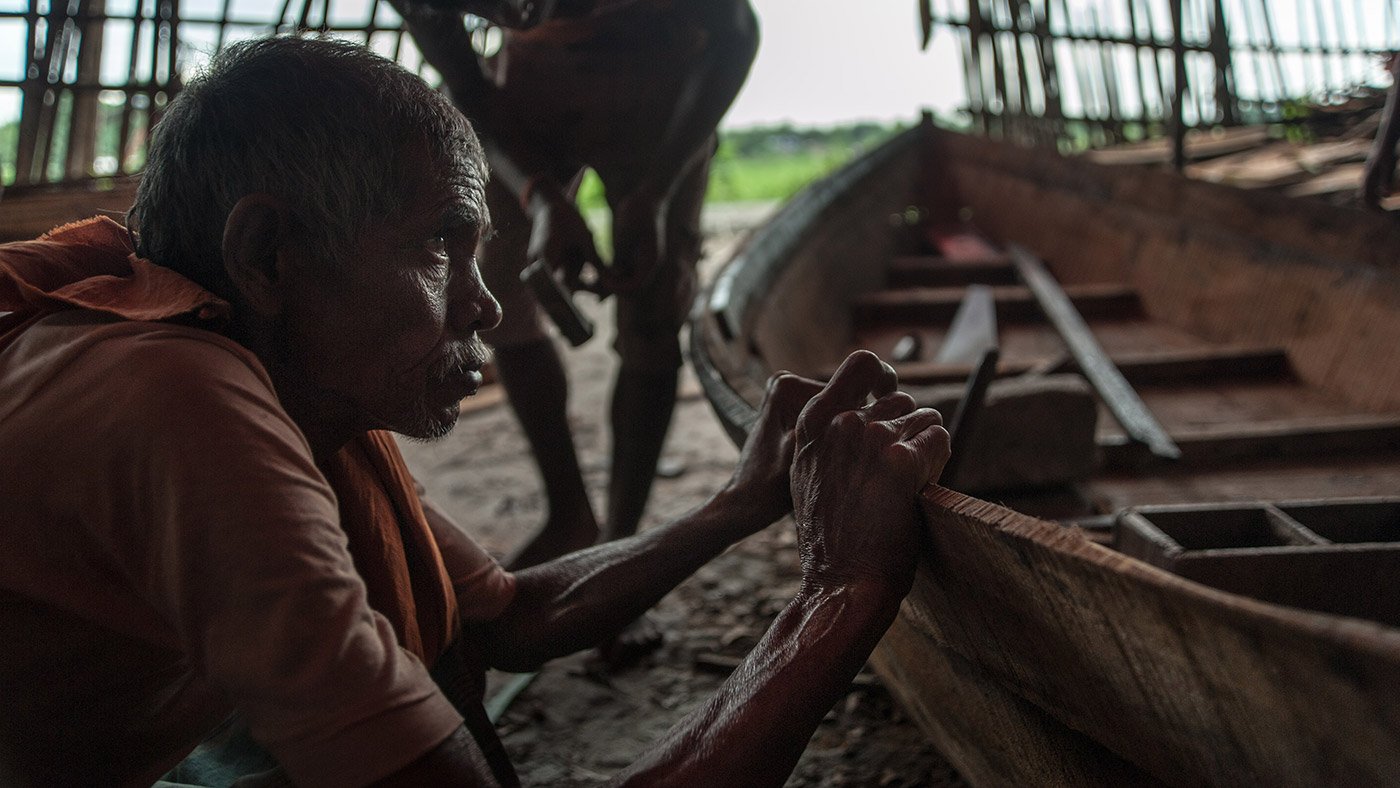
xmin=1169 ymin=0 xmax=1188 ymax=172
xmin=1099 ymin=414 xmax=1400 ymax=469
xmin=1009 ymin=243 xmax=1180 ymax=460
xmin=853 ymin=283 xmax=1141 ymax=327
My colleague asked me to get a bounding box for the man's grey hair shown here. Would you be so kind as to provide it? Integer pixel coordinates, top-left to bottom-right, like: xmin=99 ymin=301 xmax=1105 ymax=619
xmin=129 ymin=36 xmax=485 ymax=295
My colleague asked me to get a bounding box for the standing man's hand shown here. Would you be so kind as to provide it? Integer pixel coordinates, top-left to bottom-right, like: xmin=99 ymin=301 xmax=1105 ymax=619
xmin=790 ymin=350 xmax=950 ymax=598
xmin=526 ymin=181 xmax=604 ymax=292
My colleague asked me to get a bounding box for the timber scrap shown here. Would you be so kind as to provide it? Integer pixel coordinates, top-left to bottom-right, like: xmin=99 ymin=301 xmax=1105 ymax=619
xmin=689 ymin=117 xmax=1400 ymax=785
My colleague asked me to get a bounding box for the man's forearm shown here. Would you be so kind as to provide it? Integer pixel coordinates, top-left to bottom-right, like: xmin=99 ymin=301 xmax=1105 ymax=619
xmin=610 ymin=582 xmax=901 ymax=786
xmin=479 ymin=486 xmax=777 ymax=670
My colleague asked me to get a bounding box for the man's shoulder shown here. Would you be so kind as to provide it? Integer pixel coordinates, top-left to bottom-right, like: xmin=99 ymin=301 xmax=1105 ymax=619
xmin=0 ymin=311 xmax=287 ymax=442
xmin=7 ymin=311 xmax=268 ymax=393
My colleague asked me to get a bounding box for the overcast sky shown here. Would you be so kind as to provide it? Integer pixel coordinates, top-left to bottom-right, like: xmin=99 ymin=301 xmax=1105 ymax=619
xmin=723 ymin=0 xmax=965 ymax=127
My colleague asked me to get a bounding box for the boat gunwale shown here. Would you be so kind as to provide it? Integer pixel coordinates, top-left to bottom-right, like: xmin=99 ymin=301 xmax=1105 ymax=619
xmin=921 ymin=485 xmax=1400 ymax=652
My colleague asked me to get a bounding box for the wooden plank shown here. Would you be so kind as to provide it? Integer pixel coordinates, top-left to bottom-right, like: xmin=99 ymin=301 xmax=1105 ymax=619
xmin=1009 ymin=244 xmax=1180 ymax=460
xmin=942 ymin=347 xmax=1000 ymax=486
xmin=852 ymin=283 xmax=1141 ymax=327
xmin=932 ymin=284 xmax=997 ymax=364
xmin=1084 ymin=125 xmax=1271 ymax=166
xmin=1099 ymin=414 xmax=1400 ymax=469
xmin=1087 ymin=455 xmax=1400 ymax=511
xmin=871 ymin=486 xmax=1400 ymax=786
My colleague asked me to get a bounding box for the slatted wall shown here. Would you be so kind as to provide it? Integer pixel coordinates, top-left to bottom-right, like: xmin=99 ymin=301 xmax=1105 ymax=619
xmin=919 ymin=0 xmax=1400 ymax=149
xmin=0 ymin=0 xmax=494 ymax=191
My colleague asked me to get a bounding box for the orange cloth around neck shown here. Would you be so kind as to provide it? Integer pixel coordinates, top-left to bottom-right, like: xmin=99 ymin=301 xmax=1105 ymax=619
xmin=0 ymin=216 xmax=230 ymax=336
xmin=320 ymin=432 xmax=459 ymax=661
xmin=0 ymin=216 xmax=458 ymax=663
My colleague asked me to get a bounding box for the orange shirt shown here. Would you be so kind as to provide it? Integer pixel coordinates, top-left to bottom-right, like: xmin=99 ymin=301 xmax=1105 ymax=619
xmin=0 ymin=220 xmax=516 ymax=786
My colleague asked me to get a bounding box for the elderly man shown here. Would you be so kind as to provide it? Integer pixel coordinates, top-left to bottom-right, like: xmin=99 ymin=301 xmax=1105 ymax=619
xmin=398 ymin=0 xmax=760 ymax=575
xmin=0 ymin=37 xmax=948 ymax=787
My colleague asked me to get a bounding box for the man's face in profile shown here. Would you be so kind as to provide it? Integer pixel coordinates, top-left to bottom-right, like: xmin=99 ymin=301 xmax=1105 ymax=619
xmin=278 ymin=142 xmax=501 ymax=440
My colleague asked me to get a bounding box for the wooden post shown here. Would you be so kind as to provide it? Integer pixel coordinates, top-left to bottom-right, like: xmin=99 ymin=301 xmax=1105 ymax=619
xmin=1169 ymin=0 xmax=1187 ymax=171
xmin=967 ymin=0 xmax=989 ymax=133
xmin=1208 ymin=0 xmax=1236 ymax=125
xmin=14 ymin=0 xmax=45 ymax=184
xmin=66 ymin=0 xmax=107 ymax=180
xmin=1255 ymin=0 xmax=1288 ymax=104
xmin=1032 ymin=0 xmax=1062 ymax=142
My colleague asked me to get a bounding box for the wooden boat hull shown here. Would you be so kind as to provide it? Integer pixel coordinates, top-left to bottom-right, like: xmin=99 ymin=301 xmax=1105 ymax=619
xmin=690 ymin=119 xmax=1400 ymax=785
xmin=879 ymin=487 xmax=1400 ymax=785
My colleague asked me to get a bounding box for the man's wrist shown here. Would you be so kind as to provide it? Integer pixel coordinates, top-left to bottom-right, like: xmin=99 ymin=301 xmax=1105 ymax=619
xmin=791 ymin=578 xmax=905 ymax=634
xmin=712 ymin=480 xmax=788 ymax=537
xmin=797 ymin=565 xmax=910 ymax=622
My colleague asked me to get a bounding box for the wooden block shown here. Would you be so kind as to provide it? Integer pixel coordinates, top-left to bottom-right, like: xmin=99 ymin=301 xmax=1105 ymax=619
xmin=905 ymin=374 xmax=1099 ymax=492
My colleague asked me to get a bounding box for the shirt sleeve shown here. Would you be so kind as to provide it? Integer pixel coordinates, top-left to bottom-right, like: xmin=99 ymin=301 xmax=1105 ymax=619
xmin=88 ymin=328 xmax=464 ymax=787
xmin=418 ymin=491 xmax=518 ymax=623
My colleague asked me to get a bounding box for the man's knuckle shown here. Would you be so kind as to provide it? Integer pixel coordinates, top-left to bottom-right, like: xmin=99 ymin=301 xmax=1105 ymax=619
xmin=886 ymin=391 xmax=917 ymax=411
xmin=831 ymin=411 xmax=864 ymax=432
xmin=871 ymin=420 xmax=900 ymax=440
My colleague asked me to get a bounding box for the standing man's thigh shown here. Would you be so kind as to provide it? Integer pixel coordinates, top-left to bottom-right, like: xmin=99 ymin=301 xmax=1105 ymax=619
xmin=611 ymin=143 xmax=713 ymax=370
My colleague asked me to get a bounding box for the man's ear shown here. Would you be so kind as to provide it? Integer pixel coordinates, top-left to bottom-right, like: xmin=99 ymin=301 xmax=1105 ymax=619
xmin=222 ymin=195 xmax=294 ymax=316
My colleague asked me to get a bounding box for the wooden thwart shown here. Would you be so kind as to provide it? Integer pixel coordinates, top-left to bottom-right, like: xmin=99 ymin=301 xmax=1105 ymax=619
xmin=887 ymin=256 xmax=1017 ymax=288
xmin=1099 ymin=414 xmax=1400 ymax=469
xmin=852 ymin=283 xmax=1141 ymax=327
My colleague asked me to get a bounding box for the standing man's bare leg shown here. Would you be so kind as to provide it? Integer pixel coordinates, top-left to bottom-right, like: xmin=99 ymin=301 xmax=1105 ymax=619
xmin=494 ymin=341 xmax=599 ymax=569
xmin=590 ymin=151 xmax=709 ymax=665
xmin=479 ymin=180 xmax=600 ymax=570
xmin=604 ymin=150 xmax=709 ymax=542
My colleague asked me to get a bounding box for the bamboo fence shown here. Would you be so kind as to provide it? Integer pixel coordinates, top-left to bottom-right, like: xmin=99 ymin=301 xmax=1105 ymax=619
xmin=920 ymin=0 xmax=1400 ymax=154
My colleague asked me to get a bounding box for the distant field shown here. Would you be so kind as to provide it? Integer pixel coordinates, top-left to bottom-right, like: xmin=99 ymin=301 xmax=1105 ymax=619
xmin=575 ymin=122 xmax=902 ymax=213
xmin=568 ymin=122 xmax=902 ymax=256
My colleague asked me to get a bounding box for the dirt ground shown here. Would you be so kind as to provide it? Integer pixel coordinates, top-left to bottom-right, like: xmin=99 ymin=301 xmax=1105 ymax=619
xmin=396 ymin=217 xmax=963 ymax=787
